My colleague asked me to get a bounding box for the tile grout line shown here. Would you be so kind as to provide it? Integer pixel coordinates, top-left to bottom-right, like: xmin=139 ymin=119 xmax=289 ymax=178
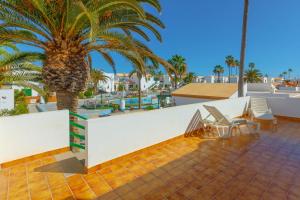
xmin=25 ymin=164 xmax=32 ymax=200
xmin=44 ymin=171 xmax=54 ymax=200
xmin=80 ymin=175 xmax=97 ymax=198
xmin=5 ymin=168 xmax=10 ymax=200
xmin=63 ymin=176 xmax=76 ymax=199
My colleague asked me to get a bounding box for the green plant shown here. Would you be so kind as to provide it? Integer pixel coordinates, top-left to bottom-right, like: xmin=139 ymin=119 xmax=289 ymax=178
xmin=78 ymin=92 xmax=86 ymax=99
xmin=111 ymin=104 xmax=120 ymax=112
xmin=83 ymin=88 xmax=94 ymax=98
xmin=144 ymin=105 xmax=154 ymax=110
xmin=0 ymin=91 xmax=29 ymax=116
xmin=9 ymin=102 xmax=28 ymax=115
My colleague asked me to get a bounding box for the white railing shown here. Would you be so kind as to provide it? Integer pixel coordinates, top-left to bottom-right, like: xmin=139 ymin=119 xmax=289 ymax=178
xmin=0 ymin=110 xmax=69 ymax=163
xmin=86 ymin=97 xmax=250 ymax=168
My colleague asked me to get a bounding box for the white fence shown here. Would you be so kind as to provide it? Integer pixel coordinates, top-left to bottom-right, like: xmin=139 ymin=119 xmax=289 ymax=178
xmin=0 ymin=110 xmax=69 ymax=163
xmin=86 ymin=97 xmax=250 ymax=168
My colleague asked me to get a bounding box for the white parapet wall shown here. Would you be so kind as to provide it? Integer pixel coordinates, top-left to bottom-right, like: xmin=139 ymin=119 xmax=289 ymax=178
xmin=267 ymin=97 xmax=300 ymax=118
xmin=0 ymin=110 xmax=69 ymax=163
xmin=247 ymin=83 xmax=274 ymax=92
xmin=86 ymin=97 xmax=250 ymax=168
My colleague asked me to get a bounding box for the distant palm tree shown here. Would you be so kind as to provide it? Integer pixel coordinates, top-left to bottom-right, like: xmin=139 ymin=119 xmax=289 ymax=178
xmin=288 ymin=68 xmax=293 ymax=80
xmin=129 ymin=57 xmax=159 ymax=109
xmin=225 ymin=55 xmax=235 ymax=83
xmin=90 ymin=69 xmax=109 ymax=95
xmin=234 ymin=60 xmax=240 ymax=75
xmin=244 ymin=63 xmax=262 ymax=83
xmin=183 ymin=72 xmax=196 ymax=84
xmin=282 ymin=71 xmax=288 ymax=80
xmin=213 ymin=65 xmax=224 ymax=83
xmin=238 ymin=0 xmax=249 ymax=97
xmin=168 ymin=55 xmax=187 ymax=89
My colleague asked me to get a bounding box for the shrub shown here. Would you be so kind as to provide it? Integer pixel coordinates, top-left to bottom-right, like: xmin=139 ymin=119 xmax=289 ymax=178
xmin=144 ymin=105 xmax=154 ymax=110
xmin=111 ymin=104 xmax=120 ymax=112
xmin=84 ymin=88 xmax=94 ymax=98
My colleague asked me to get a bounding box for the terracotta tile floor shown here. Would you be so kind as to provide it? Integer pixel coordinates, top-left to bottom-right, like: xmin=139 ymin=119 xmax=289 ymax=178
xmin=2 ymin=119 xmax=300 ymax=200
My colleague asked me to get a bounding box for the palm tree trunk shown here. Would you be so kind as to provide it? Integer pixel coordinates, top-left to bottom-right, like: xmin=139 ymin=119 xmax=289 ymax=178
xmin=238 ymin=0 xmax=249 ymax=97
xmin=56 ymin=91 xmax=78 ymax=113
xmin=138 ymin=77 xmax=142 ymax=109
xmin=228 ymin=66 xmax=231 ymax=83
xmin=218 ymin=73 xmax=221 ymax=83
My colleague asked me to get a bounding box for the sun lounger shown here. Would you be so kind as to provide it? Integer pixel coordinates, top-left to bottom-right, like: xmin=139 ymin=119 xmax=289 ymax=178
xmin=250 ymin=97 xmax=277 ymax=131
xmin=203 ymin=105 xmax=260 ymax=137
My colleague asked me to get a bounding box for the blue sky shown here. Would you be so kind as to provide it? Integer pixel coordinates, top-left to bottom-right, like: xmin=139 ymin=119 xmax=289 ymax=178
xmin=93 ymin=0 xmax=300 ymax=78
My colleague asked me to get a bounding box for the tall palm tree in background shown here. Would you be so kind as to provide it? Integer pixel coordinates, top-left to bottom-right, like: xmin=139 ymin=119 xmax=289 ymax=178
xmin=288 ymin=68 xmax=293 ymax=80
xmin=0 ymin=42 xmax=42 ymax=91
xmin=213 ymin=65 xmax=224 ymax=83
xmin=0 ymin=0 xmax=172 ymax=112
xmin=129 ymin=57 xmax=159 ymax=109
xmin=90 ymin=69 xmax=109 ymax=95
xmin=225 ymin=55 xmax=235 ymax=83
xmin=244 ymin=63 xmax=262 ymax=83
xmin=168 ymin=55 xmax=187 ymax=89
xmin=129 ymin=69 xmax=143 ymax=109
xmin=238 ymin=0 xmax=249 ymax=97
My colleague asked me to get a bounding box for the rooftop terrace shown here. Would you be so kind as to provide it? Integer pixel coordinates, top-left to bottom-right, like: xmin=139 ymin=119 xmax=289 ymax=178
xmin=1 ymin=118 xmax=300 ymax=200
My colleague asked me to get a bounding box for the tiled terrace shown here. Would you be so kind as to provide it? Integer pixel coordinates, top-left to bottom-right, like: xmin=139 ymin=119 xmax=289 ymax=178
xmin=1 ymin=119 xmax=300 ymax=200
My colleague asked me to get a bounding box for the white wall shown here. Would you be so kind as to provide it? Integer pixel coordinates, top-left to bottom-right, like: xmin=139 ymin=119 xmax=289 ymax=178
xmin=248 ymin=92 xmax=300 ymax=118
xmin=278 ymin=86 xmax=300 ymax=92
xmin=247 ymin=83 xmax=274 ymax=92
xmin=86 ymin=97 xmax=250 ymax=168
xmin=0 ymin=110 xmax=69 ymax=163
xmin=267 ymin=97 xmax=300 ymax=118
xmin=174 ymin=96 xmax=214 ymax=106
xmin=0 ymin=89 xmax=14 ymax=110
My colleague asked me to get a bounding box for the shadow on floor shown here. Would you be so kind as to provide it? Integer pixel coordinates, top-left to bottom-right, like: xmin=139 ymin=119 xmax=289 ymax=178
xmin=34 ymin=157 xmax=85 ymax=174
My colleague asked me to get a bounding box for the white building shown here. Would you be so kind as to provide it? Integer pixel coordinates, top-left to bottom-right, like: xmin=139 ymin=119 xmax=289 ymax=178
xmin=98 ymin=73 xmax=115 ymax=93
xmin=129 ymin=74 xmax=157 ymax=91
xmin=0 ymin=89 xmax=14 ymax=110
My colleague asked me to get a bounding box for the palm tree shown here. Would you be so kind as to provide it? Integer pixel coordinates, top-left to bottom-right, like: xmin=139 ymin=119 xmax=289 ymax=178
xmin=0 ymin=42 xmax=42 ymax=91
xmin=0 ymin=0 xmax=172 ymax=113
xmin=183 ymin=72 xmax=196 ymax=84
xmin=234 ymin=60 xmax=240 ymax=75
xmin=248 ymin=62 xmax=256 ymax=70
xmin=244 ymin=63 xmax=262 ymax=83
xmin=238 ymin=0 xmax=249 ymax=97
xmin=225 ymin=55 xmax=235 ymax=83
xmin=282 ymin=71 xmax=288 ymax=80
xmin=90 ymin=69 xmax=109 ymax=95
xmin=213 ymin=65 xmax=224 ymax=83
xmin=129 ymin=57 xmax=159 ymax=109
xmin=129 ymin=70 xmax=143 ymax=109
xmin=288 ymin=68 xmax=293 ymax=80
xmin=168 ymin=55 xmax=187 ymax=89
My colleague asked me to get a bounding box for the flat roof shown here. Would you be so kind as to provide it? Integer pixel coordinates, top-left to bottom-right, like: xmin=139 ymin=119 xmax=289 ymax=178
xmin=172 ymin=83 xmax=238 ymax=99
